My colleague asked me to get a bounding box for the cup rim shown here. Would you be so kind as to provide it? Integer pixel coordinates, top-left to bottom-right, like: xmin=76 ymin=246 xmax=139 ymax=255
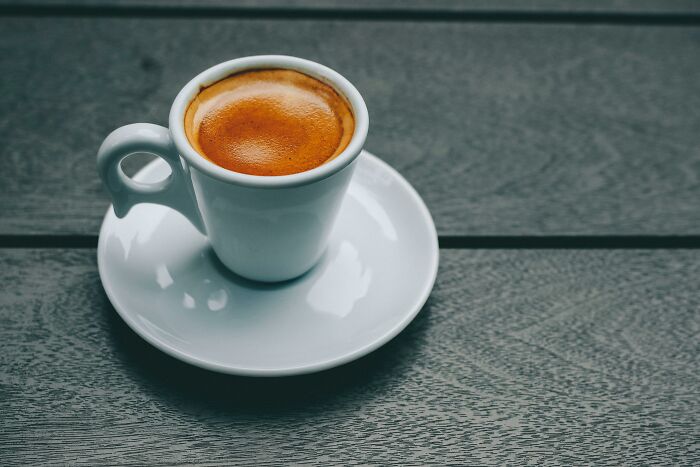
xmin=169 ymin=55 xmax=369 ymax=189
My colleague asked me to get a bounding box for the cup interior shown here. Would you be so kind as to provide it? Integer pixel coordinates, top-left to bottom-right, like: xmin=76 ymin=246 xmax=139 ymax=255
xmin=169 ymin=55 xmax=369 ymax=189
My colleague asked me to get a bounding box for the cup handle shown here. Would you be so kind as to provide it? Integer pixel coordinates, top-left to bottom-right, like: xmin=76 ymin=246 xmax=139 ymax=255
xmin=97 ymin=123 xmax=206 ymax=234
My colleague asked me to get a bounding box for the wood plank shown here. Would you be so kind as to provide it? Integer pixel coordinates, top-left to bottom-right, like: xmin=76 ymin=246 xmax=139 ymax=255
xmin=1 ymin=0 xmax=699 ymax=14
xmin=1 ymin=249 xmax=698 ymax=464
xmin=0 ymin=18 xmax=699 ymax=235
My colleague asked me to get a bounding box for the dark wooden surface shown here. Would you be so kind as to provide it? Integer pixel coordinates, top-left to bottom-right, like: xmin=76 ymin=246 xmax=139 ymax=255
xmin=1 ymin=249 xmax=698 ymax=465
xmin=1 ymin=2 xmax=699 ymax=465
xmin=1 ymin=17 xmax=700 ymax=235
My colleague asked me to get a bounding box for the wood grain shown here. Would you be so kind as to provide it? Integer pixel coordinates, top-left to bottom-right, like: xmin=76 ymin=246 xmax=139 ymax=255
xmin=0 ymin=19 xmax=699 ymax=236
xmin=1 ymin=0 xmax=699 ymax=14
xmin=1 ymin=249 xmax=698 ymax=465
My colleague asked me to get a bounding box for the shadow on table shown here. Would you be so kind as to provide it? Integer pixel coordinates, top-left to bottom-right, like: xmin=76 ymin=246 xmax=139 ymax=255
xmin=102 ymin=290 xmax=434 ymax=415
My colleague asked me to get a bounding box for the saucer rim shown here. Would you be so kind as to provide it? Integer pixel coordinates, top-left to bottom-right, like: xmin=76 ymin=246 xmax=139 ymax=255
xmin=97 ymin=150 xmax=439 ymax=376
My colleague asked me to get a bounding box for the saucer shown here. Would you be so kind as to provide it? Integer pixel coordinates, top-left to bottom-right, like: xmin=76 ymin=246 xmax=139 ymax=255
xmin=97 ymin=150 xmax=438 ymax=376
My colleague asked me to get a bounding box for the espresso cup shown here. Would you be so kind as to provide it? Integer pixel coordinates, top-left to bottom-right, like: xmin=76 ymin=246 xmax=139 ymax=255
xmin=97 ymin=55 xmax=369 ymax=282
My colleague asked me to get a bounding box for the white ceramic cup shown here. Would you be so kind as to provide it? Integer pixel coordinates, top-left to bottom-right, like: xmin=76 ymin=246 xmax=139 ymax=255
xmin=97 ymin=55 xmax=369 ymax=282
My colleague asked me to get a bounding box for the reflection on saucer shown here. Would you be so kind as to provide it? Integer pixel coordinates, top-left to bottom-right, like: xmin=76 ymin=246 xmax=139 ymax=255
xmin=307 ymin=241 xmax=372 ymax=318
xmin=156 ymin=264 xmax=174 ymax=289
xmin=348 ymin=183 xmax=398 ymax=242
xmin=207 ymin=288 xmax=228 ymax=311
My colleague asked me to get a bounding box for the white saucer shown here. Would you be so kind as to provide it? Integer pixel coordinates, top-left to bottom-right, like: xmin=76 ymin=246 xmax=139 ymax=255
xmin=98 ymin=151 xmax=438 ymax=376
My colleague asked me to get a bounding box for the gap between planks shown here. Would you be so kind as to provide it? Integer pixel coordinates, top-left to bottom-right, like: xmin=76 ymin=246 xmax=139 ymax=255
xmin=2 ymin=235 xmax=700 ymax=249
xmin=0 ymin=5 xmax=699 ymax=26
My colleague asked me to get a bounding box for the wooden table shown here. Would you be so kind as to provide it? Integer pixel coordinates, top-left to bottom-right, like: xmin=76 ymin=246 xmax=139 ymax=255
xmin=1 ymin=1 xmax=699 ymax=464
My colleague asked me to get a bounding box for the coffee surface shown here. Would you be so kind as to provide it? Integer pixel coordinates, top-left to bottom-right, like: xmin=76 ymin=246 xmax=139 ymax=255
xmin=185 ymin=69 xmax=354 ymax=176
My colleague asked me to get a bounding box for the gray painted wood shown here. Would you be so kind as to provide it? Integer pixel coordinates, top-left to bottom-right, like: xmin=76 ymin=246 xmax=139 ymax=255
xmin=1 ymin=18 xmax=699 ymax=235
xmin=0 ymin=248 xmax=698 ymax=465
xmin=1 ymin=0 xmax=699 ymax=14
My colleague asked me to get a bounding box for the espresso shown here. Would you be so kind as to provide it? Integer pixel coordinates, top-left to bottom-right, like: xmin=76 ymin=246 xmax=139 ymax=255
xmin=184 ymin=69 xmax=354 ymax=176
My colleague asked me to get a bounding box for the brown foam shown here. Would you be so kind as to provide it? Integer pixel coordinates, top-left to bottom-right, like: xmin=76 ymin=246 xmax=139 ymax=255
xmin=184 ymin=69 xmax=355 ymax=176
